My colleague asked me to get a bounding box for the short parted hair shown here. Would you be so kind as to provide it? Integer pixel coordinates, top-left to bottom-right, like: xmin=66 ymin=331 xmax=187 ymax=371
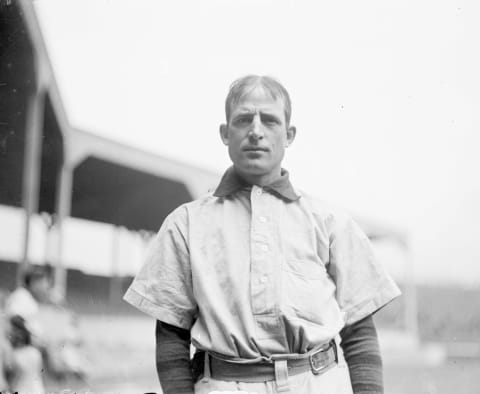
xmin=225 ymin=75 xmax=292 ymax=126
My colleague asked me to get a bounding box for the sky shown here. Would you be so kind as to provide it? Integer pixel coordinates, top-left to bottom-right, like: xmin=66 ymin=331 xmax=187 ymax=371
xmin=27 ymin=0 xmax=480 ymax=286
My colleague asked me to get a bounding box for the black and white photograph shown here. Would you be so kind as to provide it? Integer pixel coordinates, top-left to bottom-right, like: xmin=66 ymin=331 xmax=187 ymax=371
xmin=1 ymin=0 xmax=479 ymax=393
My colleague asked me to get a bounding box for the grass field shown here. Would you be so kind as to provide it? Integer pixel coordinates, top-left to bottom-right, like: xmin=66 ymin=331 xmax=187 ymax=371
xmin=37 ymin=284 xmax=480 ymax=393
xmin=374 ymin=285 xmax=480 ymax=343
xmin=385 ymin=359 xmax=480 ymax=394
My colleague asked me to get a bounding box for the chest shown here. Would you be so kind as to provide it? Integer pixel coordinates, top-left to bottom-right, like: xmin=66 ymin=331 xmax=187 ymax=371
xmin=189 ymin=194 xmax=331 ymax=284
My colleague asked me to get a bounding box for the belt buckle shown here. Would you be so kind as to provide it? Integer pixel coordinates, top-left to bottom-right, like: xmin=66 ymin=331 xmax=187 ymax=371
xmin=308 ymin=341 xmax=334 ymax=375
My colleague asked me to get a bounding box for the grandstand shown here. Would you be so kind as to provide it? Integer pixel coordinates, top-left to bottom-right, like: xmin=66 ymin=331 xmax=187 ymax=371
xmin=0 ymin=3 xmax=443 ymax=386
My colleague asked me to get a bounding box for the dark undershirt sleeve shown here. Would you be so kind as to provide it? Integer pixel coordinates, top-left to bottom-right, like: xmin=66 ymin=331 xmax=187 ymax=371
xmin=340 ymin=314 xmax=383 ymax=394
xmin=155 ymin=320 xmax=194 ymax=394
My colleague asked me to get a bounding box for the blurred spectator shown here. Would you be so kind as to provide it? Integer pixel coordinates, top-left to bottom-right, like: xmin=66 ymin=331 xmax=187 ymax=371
xmin=44 ymin=310 xmax=89 ymax=381
xmin=5 ymin=266 xmax=52 ymax=345
xmin=4 ymin=263 xmax=66 ymax=335
xmin=5 ymin=315 xmax=45 ymax=394
xmin=3 ymin=266 xmax=50 ymax=393
xmin=3 ymin=265 xmax=89 ymax=391
xmin=0 ymin=290 xmax=9 ymax=392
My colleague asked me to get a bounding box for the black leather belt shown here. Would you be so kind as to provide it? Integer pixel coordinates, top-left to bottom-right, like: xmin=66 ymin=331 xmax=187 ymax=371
xmin=206 ymin=340 xmax=338 ymax=383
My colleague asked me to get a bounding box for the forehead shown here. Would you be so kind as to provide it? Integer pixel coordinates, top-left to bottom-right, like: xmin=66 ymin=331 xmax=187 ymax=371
xmin=230 ymin=87 xmax=286 ymax=115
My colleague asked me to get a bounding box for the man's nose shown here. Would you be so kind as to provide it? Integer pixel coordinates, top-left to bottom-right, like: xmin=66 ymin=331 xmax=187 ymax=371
xmin=249 ymin=114 xmax=263 ymax=140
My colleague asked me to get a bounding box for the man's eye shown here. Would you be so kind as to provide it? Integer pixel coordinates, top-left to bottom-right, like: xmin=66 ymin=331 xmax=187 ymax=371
xmin=234 ymin=116 xmax=252 ymax=125
xmin=261 ymin=116 xmax=279 ymax=125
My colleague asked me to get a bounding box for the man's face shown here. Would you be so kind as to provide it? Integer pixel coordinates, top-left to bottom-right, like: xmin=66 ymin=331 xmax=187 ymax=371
xmin=220 ymin=87 xmax=296 ymax=184
xmin=29 ymin=276 xmax=51 ymax=303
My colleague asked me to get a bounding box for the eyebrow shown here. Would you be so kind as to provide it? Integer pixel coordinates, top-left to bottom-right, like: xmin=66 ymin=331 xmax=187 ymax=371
xmin=260 ymin=113 xmax=281 ymax=121
xmin=231 ymin=111 xmax=282 ymax=123
xmin=232 ymin=108 xmax=281 ymax=118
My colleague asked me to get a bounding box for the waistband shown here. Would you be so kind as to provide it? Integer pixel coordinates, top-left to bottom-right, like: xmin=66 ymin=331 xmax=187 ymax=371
xmin=201 ymin=340 xmax=338 ymax=389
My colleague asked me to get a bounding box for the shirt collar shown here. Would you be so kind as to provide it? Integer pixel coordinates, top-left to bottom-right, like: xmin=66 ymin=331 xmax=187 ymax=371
xmin=213 ymin=166 xmax=300 ymax=201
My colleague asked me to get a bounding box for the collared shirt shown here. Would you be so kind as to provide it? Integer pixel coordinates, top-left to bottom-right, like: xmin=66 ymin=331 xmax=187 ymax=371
xmin=214 ymin=166 xmax=300 ymax=202
xmin=5 ymin=287 xmax=43 ymax=339
xmin=124 ymin=167 xmax=400 ymax=361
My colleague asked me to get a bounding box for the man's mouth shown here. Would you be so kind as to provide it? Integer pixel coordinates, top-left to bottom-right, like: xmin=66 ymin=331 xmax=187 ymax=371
xmin=243 ymin=147 xmax=268 ymax=152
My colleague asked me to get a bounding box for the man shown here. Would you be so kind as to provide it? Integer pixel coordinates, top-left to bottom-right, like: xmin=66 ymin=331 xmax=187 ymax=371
xmin=5 ymin=266 xmax=53 ymax=347
xmin=4 ymin=266 xmax=52 ymax=393
xmin=124 ymin=75 xmax=401 ymax=394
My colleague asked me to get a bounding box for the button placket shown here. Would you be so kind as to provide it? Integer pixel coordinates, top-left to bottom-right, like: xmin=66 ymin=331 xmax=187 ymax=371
xmin=250 ymin=187 xmax=275 ymax=316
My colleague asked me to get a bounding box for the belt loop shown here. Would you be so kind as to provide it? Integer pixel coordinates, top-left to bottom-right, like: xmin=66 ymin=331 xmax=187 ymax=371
xmin=274 ymin=359 xmax=289 ymax=392
xmin=331 ymin=339 xmax=338 ymax=363
xmin=202 ymin=351 xmax=211 ymax=382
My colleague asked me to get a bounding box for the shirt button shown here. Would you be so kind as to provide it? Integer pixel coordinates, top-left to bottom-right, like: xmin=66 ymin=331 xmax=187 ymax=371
xmin=260 ymin=276 xmax=268 ymax=283
xmin=259 ymin=216 xmax=268 ymax=223
xmin=260 ymin=244 xmax=269 ymax=252
xmin=256 ymin=188 xmax=263 ymax=195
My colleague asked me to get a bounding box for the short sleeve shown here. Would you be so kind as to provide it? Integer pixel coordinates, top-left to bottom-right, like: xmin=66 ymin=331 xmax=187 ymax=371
xmin=123 ymin=206 xmax=197 ymax=329
xmin=327 ymin=214 xmax=401 ymax=326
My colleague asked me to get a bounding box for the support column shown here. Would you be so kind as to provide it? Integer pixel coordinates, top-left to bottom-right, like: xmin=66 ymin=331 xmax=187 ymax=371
xmin=109 ymin=225 xmax=123 ymax=304
xmin=18 ymin=90 xmax=45 ymax=286
xmin=53 ymin=162 xmax=73 ymax=301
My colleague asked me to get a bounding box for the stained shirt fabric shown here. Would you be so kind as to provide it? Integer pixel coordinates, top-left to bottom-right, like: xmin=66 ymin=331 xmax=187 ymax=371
xmin=124 ymin=167 xmax=401 ymax=361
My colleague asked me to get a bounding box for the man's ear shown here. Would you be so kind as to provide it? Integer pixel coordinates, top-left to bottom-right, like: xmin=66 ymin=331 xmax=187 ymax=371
xmin=219 ymin=124 xmax=229 ymax=145
xmin=285 ymin=125 xmax=296 ymax=147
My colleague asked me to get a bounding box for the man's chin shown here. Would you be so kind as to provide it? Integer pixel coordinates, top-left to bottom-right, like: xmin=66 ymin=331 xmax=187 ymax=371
xmin=233 ymin=164 xmax=282 ymax=185
xmin=235 ymin=162 xmax=268 ymax=176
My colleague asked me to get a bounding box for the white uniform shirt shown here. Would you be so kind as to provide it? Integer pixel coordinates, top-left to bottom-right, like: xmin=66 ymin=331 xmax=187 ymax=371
xmin=5 ymin=287 xmax=43 ymax=340
xmin=124 ymin=168 xmax=400 ymax=360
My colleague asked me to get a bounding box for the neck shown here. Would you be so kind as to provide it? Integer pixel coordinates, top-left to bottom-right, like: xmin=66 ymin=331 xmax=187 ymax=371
xmin=234 ymin=167 xmax=282 ymax=187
